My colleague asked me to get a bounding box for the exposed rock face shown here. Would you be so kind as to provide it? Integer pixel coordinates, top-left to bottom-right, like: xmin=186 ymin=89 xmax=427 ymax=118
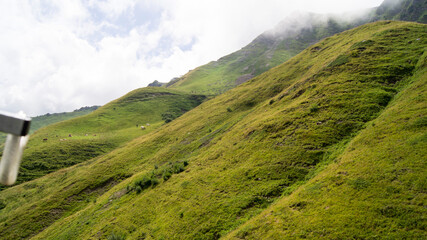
xmin=148 ymin=80 xmax=166 ymax=87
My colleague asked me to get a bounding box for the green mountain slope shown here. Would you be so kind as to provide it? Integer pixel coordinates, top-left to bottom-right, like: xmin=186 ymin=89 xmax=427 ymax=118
xmin=0 ymin=106 xmax=98 ymax=148
xmin=6 ymin=88 xmax=206 ymax=186
xmin=166 ymin=13 xmax=362 ymax=95
xmin=225 ymin=43 xmax=427 ymax=240
xmin=30 ymin=106 xmax=100 ymax=134
xmin=0 ymin=0 xmax=418 ymax=188
xmin=373 ymin=0 xmax=427 ymax=23
xmin=166 ymin=0 xmax=425 ymax=96
xmin=0 ymin=21 xmax=425 ymax=239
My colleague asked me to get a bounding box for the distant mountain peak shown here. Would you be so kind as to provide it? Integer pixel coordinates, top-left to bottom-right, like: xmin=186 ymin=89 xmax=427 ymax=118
xmin=374 ymin=0 xmax=427 ymax=23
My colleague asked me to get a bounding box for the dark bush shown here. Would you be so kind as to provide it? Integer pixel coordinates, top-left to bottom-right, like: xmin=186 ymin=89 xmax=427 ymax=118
xmin=137 ymin=176 xmax=152 ymax=189
xmin=163 ymin=170 xmax=172 ymax=181
xmin=151 ymin=177 xmax=159 ymax=186
xmin=0 ymin=200 xmax=6 ymax=210
xmin=135 ymin=185 xmax=143 ymax=194
xmin=328 ymin=55 xmax=349 ymax=68
xmin=309 ymin=103 xmax=319 ymax=113
xmin=349 ymin=178 xmax=371 ymax=190
xmin=107 ymin=232 xmax=126 ymax=240
xmin=132 ymin=175 xmax=159 ymax=194
xmin=172 ymin=163 xmax=185 ymax=174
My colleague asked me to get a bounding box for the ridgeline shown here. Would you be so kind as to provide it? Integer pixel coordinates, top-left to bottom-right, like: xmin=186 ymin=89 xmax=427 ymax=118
xmin=0 ymin=21 xmax=425 ymax=239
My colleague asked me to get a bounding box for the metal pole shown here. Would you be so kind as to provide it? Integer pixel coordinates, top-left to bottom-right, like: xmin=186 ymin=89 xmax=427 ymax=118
xmin=0 ymin=111 xmax=31 ymax=185
xmin=0 ymin=134 xmax=28 ymax=185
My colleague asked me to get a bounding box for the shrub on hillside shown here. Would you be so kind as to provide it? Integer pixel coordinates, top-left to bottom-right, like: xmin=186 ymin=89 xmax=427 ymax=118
xmin=130 ymin=175 xmax=159 ymax=194
xmin=309 ymin=103 xmax=319 ymax=113
xmin=128 ymin=161 xmax=188 ymax=194
xmin=0 ymin=200 xmax=6 ymax=210
xmin=328 ymin=55 xmax=349 ymax=67
xmin=107 ymin=232 xmax=126 ymax=240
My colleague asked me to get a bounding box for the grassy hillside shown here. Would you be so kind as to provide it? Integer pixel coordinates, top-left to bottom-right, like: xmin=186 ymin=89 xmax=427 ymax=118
xmin=0 ymin=106 xmax=98 ymax=147
xmin=30 ymin=106 xmax=100 ymax=134
xmin=2 ymin=87 xmax=206 ymax=187
xmin=166 ymin=13 xmax=361 ymax=95
xmin=0 ymin=21 xmax=425 ymax=239
xmin=225 ymin=41 xmax=427 ymax=240
xmin=166 ymin=0 xmax=426 ymax=96
xmin=373 ymin=0 xmax=427 ymax=23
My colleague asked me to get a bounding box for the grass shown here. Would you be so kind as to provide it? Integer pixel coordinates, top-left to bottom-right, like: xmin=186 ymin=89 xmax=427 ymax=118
xmin=0 ymin=106 xmax=98 ymax=150
xmin=167 ymin=4 xmax=426 ymax=97
xmin=167 ymin=13 xmax=363 ymax=96
xmin=0 ymin=21 xmax=425 ymax=240
xmin=29 ymin=106 xmax=100 ymax=134
xmin=225 ymin=41 xmax=427 ymax=240
xmin=0 ymin=87 xmax=206 ymax=188
xmin=374 ymin=0 xmax=427 ymax=23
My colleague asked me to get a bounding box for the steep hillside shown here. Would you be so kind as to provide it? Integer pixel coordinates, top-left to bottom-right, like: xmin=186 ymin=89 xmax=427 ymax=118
xmin=0 ymin=106 xmax=98 ymax=147
xmin=30 ymin=106 xmax=100 ymax=134
xmin=166 ymin=0 xmax=426 ymax=96
xmin=3 ymin=88 xmax=206 ymax=186
xmin=166 ymin=13 xmax=364 ymax=95
xmin=0 ymin=21 xmax=425 ymax=239
xmin=373 ymin=0 xmax=427 ymax=23
xmin=226 ymin=42 xmax=427 ymax=240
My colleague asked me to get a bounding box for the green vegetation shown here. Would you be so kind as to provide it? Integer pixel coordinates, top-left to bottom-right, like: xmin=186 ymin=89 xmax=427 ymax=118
xmin=166 ymin=1 xmax=426 ymax=96
xmin=327 ymin=54 xmax=349 ymax=67
xmin=0 ymin=21 xmax=424 ymax=240
xmin=0 ymin=87 xmax=206 ymax=187
xmin=167 ymin=14 xmax=356 ymax=95
xmin=107 ymin=232 xmax=127 ymax=240
xmin=374 ymin=0 xmax=427 ymax=23
xmin=30 ymin=106 xmax=100 ymax=134
xmin=226 ymin=38 xmax=427 ymax=240
xmin=0 ymin=106 xmax=98 ymax=148
xmin=148 ymin=80 xmax=166 ymax=87
xmin=127 ymin=161 xmax=188 ymax=194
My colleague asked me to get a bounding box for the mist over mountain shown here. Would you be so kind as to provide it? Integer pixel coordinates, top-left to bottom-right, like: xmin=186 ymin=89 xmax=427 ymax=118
xmin=167 ymin=0 xmax=425 ymax=95
xmin=0 ymin=0 xmax=425 ymax=239
xmin=373 ymin=0 xmax=426 ymax=23
xmin=166 ymin=11 xmax=370 ymax=95
xmin=1 ymin=20 xmax=426 ymax=239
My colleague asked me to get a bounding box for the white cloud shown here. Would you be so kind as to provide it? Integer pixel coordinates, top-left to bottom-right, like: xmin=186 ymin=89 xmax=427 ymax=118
xmin=87 ymin=0 xmax=137 ymax=20
xmin=0 ymin=0 xmax=383 ymax=116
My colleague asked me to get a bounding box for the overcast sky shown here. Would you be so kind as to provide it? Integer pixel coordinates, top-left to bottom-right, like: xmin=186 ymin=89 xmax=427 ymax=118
xmin=0 ymin=0 xmax=384 ymax=116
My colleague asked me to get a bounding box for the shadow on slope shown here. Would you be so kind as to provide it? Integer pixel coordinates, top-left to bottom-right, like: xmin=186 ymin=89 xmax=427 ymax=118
xmin=0 ymin=21 xmax=425 ymax=240
xmin=1 ymin=87 xmax=206 ymax=187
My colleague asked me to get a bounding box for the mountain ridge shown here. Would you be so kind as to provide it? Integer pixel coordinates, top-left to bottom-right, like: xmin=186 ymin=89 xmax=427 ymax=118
xmin=0 ymin=20 xmax=425 ymax=239
xmin=2 ymin=87 xmax=206 ymax=187
xmin=373 ymin=0 xmax=427 ymax=23
xmin=166 ymin=0 xmax=426 ymax=95
xmin=225 ymin=44 xmax=427 ymax=239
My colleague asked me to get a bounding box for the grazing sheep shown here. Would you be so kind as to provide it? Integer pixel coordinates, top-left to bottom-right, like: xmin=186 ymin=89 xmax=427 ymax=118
xmin=69 ymin=134 xmax=72 ymax=137
xmin=141 ymin=126 xmax=146 ymax=130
